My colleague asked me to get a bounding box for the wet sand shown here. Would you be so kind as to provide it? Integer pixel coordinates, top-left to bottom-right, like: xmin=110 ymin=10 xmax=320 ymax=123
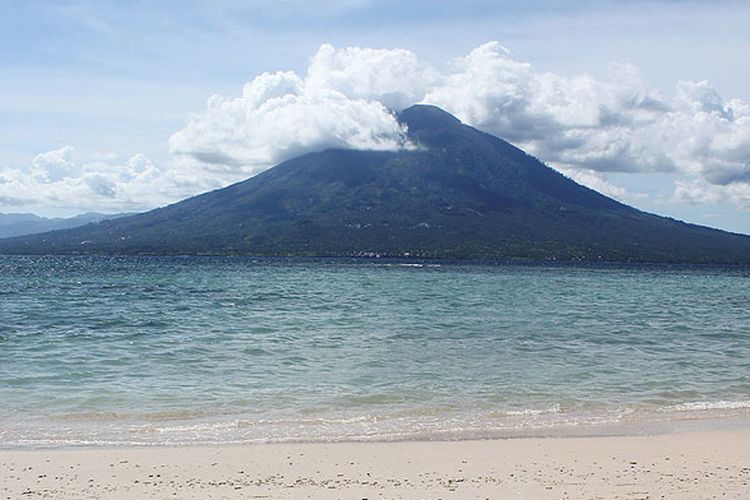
xmin=2 ymin=428 xmax=749 ymax=499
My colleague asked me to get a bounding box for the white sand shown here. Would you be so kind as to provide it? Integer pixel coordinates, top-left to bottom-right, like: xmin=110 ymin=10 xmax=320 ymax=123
xmin=2 ymin=428 xmax=750 ymax=499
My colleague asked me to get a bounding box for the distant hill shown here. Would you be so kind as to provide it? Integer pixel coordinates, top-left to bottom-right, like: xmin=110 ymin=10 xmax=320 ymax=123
xmin=1 ymin=105 xmax=749 ymax=263
xmin=0 ymin=212 xmax=131 ymax=239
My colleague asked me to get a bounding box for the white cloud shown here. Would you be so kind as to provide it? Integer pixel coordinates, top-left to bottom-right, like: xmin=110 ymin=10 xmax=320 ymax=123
xmin=30 ymin=145 xmax=81 ymax=183
xmin=6 ymin=42 xmax=750 ymax=214
xmin=420 ymin=43 xmax=750 ymax=207
xmin=171 ymin=42 xmax=750 ymax=209
xmin=673 ymin=179 xmax=750 ymax=211
xmin=423 ymin=45 xmax=696 ymax=175
xmin=0 ymin=147 xmax=220 ymax=213
xmin=168 ymin=44 xmax=428 ymax=178
xmin=557 ymin=168 xmax=646 ymax=205
xmin=305 ymin=44 xmax=437 ymax=111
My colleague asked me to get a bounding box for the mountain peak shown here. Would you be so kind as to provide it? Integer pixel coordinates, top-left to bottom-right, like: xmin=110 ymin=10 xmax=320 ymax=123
xmin=398 ymin=104 xmax=462 ymax=131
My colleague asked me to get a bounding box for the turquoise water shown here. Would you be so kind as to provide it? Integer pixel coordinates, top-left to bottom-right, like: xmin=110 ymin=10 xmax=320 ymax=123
xmin=1 ymin=256 xmax=749 ymax=447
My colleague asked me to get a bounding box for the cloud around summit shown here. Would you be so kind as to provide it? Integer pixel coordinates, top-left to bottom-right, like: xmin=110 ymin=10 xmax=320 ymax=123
xmin=2 ymin=41 xmax=750 ymax=213
xmin=168 ymin=44 xmax=439 ymax=177
xmin=170 ymin=41 xmax=750 ymax=208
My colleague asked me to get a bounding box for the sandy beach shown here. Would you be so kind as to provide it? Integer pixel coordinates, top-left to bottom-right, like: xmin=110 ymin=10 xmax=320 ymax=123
xmin=2 ymin=428 xmax=749 ymax=499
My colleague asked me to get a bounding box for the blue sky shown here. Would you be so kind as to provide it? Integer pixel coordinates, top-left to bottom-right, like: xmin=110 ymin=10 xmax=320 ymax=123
xmin=1 ymin=0 xmax=749 ymax=233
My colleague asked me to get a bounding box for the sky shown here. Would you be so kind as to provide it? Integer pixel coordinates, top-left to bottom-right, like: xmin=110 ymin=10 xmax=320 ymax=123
xmin=1 ymin=0 xmax=749 ymax=234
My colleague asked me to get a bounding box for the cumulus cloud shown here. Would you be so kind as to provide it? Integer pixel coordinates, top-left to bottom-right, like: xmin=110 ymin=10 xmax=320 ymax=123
xmin=421 ymin=43 xmax=750 ymax=207
xmin=558 ymin=168 xmax=646 ymax=205
xmin=31 ymin=145 xmax=80 ymax=183
xmin=424 ymin=44 xmax=680 ymax=173
xmin=6 ymin=42 xmax=750 ymax=213
xmin=674 ymin=179 xmax=750 ymax=211
xmin=170 ymin=42 xmax=750 ymax=210
xmin=168 ymin=44 xmax=433 ymax=177
xmin=0 ymin=147 xmax=221 ymax=213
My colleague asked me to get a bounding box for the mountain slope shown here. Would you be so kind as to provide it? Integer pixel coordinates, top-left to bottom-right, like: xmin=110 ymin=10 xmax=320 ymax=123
xmin=1 ymin=105 xmax=749 ymax=262
xmin=0 ymin=212 xmax=131 ymax=239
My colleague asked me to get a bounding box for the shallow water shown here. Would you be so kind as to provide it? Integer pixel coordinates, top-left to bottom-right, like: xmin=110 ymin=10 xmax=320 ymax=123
xmin=1 ymin=256 xmax=749 ymax=447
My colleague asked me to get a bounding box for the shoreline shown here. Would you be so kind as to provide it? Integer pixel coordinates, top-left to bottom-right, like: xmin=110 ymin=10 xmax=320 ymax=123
xmin=2 ymin=427 xmax=749 ymax=499
xmin=4 ymin=410 xmax=750 ymax=452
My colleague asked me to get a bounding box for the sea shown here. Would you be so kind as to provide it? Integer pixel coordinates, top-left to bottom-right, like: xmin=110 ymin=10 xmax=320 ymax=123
xmin=1 ymin=255 xmax=749 ymax=448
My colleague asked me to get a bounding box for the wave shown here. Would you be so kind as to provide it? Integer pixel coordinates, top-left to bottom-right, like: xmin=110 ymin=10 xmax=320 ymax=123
xmin=662 ymin=400 xmax=750 ymax=412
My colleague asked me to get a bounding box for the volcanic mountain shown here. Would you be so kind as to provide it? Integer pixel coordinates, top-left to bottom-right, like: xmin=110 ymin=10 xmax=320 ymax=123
xmin=1 ymin=105 xmax=749 ymax=262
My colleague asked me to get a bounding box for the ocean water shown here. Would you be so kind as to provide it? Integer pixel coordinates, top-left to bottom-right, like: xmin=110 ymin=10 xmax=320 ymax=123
xmin=1 ymin=255 xmax=749 ymax=448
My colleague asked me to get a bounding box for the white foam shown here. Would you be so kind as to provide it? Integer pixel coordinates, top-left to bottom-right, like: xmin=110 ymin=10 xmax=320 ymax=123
xmin=663 ymin=400 xmax=750 ymax=412
xmin=504 ymin=404 xmax=561 ymax=416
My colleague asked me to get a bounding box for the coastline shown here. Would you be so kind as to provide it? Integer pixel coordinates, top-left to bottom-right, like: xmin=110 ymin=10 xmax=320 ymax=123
xmin=3 ymin=427 xmax=749 ymax=499
xmin=4 ymin=403 xmax=750 ymax=450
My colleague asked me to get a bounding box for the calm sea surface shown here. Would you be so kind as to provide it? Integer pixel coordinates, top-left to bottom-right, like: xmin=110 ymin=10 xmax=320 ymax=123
xmin=1 ymin=256 xmax=749 ymax=448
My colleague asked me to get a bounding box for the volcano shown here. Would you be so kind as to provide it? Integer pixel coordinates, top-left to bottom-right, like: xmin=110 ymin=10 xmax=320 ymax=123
xmin=2 ymin=105 xmax=749 ymax=263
